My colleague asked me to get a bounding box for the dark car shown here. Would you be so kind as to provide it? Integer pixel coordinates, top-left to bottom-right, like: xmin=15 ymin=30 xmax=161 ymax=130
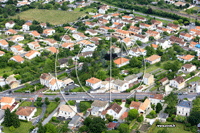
xmin=65 ymin=92 xmax=70 ymax=95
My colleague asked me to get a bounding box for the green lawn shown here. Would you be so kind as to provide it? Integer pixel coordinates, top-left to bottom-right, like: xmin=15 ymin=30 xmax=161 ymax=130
xmin=74 ymin=8 xmax=97 ymax=13
xmin=10 ymin=9 xmax=86 ymax=25
xmin=186 ymin=76 xmax=200 ymax=83
xmin=3 ymin=121 xmax=32 ymax=133
xmin=70 ymin=86 xmax=90 ymax=92
xmin=152 ymin=122 xmax=191 ymax=133
xmin=34 ymin=107 xmax=42 ymax=117
xmin=79 ymin=101 xmax=93 ymax=112
xmin=150 ymin=86 xmax=157 ymax=92
xmin=45 ymin=102 xmax=58 ymax=116
xmin=19 ymin=101 xmax=32 ymax=107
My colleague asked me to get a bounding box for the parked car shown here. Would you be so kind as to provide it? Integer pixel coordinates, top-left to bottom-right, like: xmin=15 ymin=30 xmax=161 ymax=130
xmin=71 ymin=92 xmax=77 ymax=95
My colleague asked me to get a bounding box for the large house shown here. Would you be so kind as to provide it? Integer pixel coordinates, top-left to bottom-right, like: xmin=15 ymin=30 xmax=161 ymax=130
xmin=101 ymin=103 xmax=124 ymax=119
xmin=16 ymin=107 xmax=36 ymax=121
xmin=90 ymin=100 xmax=109 ymax=116
xmin=58 ymin=105 xmax=77 ymax=119
xmin=86 ymin=77 xmax=102 ymax=90
xmin=181 ymin=64 xmax=196 ymax=73
xmin=176 ymin=100 xmax=192 ymax=116
xmin=149 ymin=94 xmax=164 ymax=105
xmin=113 ymin=79 xmax=129 ymax=92
xmin=170 ymin=76 xmax=185 ymax=90
xmin=10 ymin=55 xmax=24 ymax=63
xmin=145 ymin=55 xmax=161 ymax=65
xmin=178 ymin=55 xmax=195 ymax=63
xmin=0 ymin=97 xmax=19 ymax=112
xmin=5 ymin=21 xmax=15 ymax=29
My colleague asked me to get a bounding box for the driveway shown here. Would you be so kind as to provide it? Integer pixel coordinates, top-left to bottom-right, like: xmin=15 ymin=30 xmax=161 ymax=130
xmin=33 ymin=104 xmax=47 ymax=126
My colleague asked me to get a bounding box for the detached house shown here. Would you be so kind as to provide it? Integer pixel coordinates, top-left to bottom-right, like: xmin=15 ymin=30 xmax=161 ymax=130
xmin=29 ymin=31 xmax=40 ymax=38
xmin=64 ymin=26 xmax=77 ymax=33
xmin=114 ymin=57 xmax=129 ymax=68
xmin=179 ymin=33 xmax=193 ymax=41
xmin=122 ymin=15 xmax=133 ymax=20
xmin=132 ymin=34 xmax=149 ymax=43
xmin=5 ymin=21 xmax=15 ymax=29
xmin=149 ymin=94 xmax=164 ymax=105
xmin=0 ymin=51 xmax=5 ymax=57
xmin=113 ymin=79 xmax=129 ymax=92
xmin=130 ymin=101 xmax=142 ymax=110
xmin=47 ymin=47 xmax=59 ymax=54
xmin=159 ymin=77 xmax=169 ymax=86
xmin=176 ymin=100 xmax=192 ymax=116
xmin=167 ymin=23 xmax=180 ymax=31
xmin=101 ymin=103 xmax=124 ymax=119
xmin=11 ymin=45 xmax=24 ymax=54
xmin=170 ymin=36 xmax=186 ymax=47
xmin=5 ymin=29 xmax=17 ymax=35
xmin=113 ymin=29 xmax=129 ymax=38
xmin=134 ymin=16 xmax=147 ymax=23
xmin=146 ymin=30 xmax=160 ymax=40
xmin=90 ymin=100 xmax=109 ymax=116
xmin=156 ymin=27 xmax=172 ymax=34
xmin=72 ymin=33 xmax=88 ymax=40
xmin=129 ymin=47 xmax=146 ymax=57
xmin=16 ymin=107 xmax=36 ymax=121
xmin=121 ymin=37 xmax=133 ymax=47
xmin=61 ymin=42 xmax=74 ymax=50
xmin=86 ymin=77 xmax=102 ymax=90
xmin=181 ymin=64 xmax=196 ymax=73
xmin=151 ymin=19 xmax=163 ymax=28
xmin=0 ymin=97 xmax=15 ymax=109
xmin=58 ymin=105 xmax=77 ymax=119
xmin=170 ymin=76 xmax=185 ymax=90
xmin=43 ymin=39 xmax=58 ymax=46
xmin=10 ymin=55 xmax=24 ymax=63
xmin=178 ymin=55 xmax=195 ymax=63
xmin=129 ymin=26 xmax=142 ymax=34
xmin=22 ymin=22 xmax=32 ymax=31
xmin=43 ymin=29 xmax=55 ymax=36
xmin=99 ymin=5 xmax=109 ymax=14
xmin=85 ymin=29 xmax=98 ymax=36
xmin=27 ymin=41 xmax=40 ymax=50
xmin=10 ymin=35 xmax=24 ymax=42
xmin=156 ymin=39 xmax=171 ymax=50
xmin=139 ymin=23 xmax=152 ymax=30
xmin=25 ymin=50 xmax=41 ymax=60
xmin=145 ymin=55 xmax=161 ymax=65
xmin=138 ymin=99 xmax=151 ymax=114
xmin=61 ymin=35 xmax=71 ymax=42
xmin=40 ymin=23 xmax=47 ymax=28
xmin=0 ymin=39 xmax=9 ymax=49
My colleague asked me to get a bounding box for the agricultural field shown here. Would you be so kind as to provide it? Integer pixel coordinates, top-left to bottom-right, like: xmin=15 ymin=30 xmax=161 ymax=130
xmin=10 ymin=9 xmax=86 ymax=25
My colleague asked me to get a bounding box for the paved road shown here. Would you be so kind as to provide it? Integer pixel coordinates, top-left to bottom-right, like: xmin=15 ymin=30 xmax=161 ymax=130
xmin=33 ymin=104 xmax=47 ymax=126
xmin=42 ymin=102 xmax=65 ymax=126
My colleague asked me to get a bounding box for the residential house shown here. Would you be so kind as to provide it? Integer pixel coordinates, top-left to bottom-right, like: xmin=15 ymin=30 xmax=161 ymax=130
xmin=179 ymin=32 xmax=193 ymax=41
xmin=178 ymin=55 xmax=195 ymax=63
xmin=98 ymin=18 xmax=109 ymax=25
xmin=170 ymin=35 xmax=186 ymax=47
xmin=130 ymin=101 xmax=142 ymax=110
xmin=43 ymin=39 xmax=58 ymax=46
xmin=90 ymin=100 xmax=109 ymax=116
xmin=145 ymin=55 xmax=161 ymax=64
xmin=167 ymin=23 xmax=180 ymax=31
xmin=139 ymin=23 xmax=152 ymax=30
xmin=86 ymin=77 xmax=102 ymax=90
xmin=85 ymin=21 xmax=98 ymax=28
xmin=43 ymin=29 xmax=55 ymax=36
xmin=132 ymin=34 xmax=149 ymax=43
xmin=134 ymin=16 xmax=147 ymax=23
xmin=0 ymin=51 xmax=5 ymax=57
xmin=143 ymin=73 xmax=154 ymax=85
xmin=189 ymin=41 xmax=198 ymax=49
xmin=122 ymin=15 xmax=133 ymax=20
xmin=149 ymin=94 xmax=164 ymax=105
xmin=22 ymin=22 xmax=32 ymax=31
xmin=121 ymin=37 xmax=133 ymax=47
xmin=64 ymin=26 xmax=77 ymax=33
xmin=101 ymin=103 xmax=124 ymax=119
xmin=114 ymin=57 xmax=129 ymax=68
xmin=5 ymin=29 xmax=17 ymax=35
xmin=113 ymin=79 xmax=129 ymax=92
xmin=61 ymin=42 xmax=74 ymax=50
xmin=146 ymin=30 xmax=160 ymax=40
xmin=0 ymin=97 xmax=15 ymax=109
xmin=156 ymin=39 xmax=171 ymax=50
xmin=10 ymin=35 xmax=24 ymax=42
xmin=103 ymin=14 xmax=111 ymax=20
xmin=0 ymin=39 xmax=9 ymax=49
xmin=60 ymin=35 xmax=72 ymax=42
xmin=10 ymin=45 xmax=24 ymax=54
xmin=72 ymin=33 xmax=88 ymax=40
xmin=113 ymin=29 xmax=129 ymax=38
xmin=156 ymin=27 xmax=172 ymax=34
xmin=90 ymin=37 xmax=101 ymax=45
xmin=25 ymin=50 xmax=41 ymax=60
xmin=58 ymin=58 xmax=69 ymax=68
xmin=5 ymin=21 xmax=15 ymax=29
xmin=181 ymin=64 xmax=196 ymax=73
xmin=10 ymin=55 xmax=24 ymax=63
xmin=68 ymin=116 xmax=81 ymax=128
xmin=29 ymin=31 xmax=40 ymax=38
xmin=128 ymin=47 xmax=146 ymax=57
xmin=16 ymin=107 xmax=37 ymax=121
xmin=176 ymin=100 xmax=192 ymax=116
xmin=124 ymin=74 xmax=138 ymax=84
xmin=72 ymin=51 xmax=93 ymax=60
xmin=58 ymin=105 xmax=77 ymax=119
xmin=159 ymin=77 xmax=169 ymax=86
xmin=40 ymin=23 xmax=47 ymax=28
xmin=151 ymin=44 xmax=158 ymax=50
xmin=110 ymin=45 xmax=121 ymax=54
xmin=85 ymin=29 xmax=98 ymax=36
xmin=138 ymin=99 xmax=151 ymax=114
xmin=92 ymin=14 xmax=103 ymax=19
xmin=47 ymin=47 xmax=59 ymax=54
xmin=27 ymin=41 xmax=40 ymax=50
xmin=151 ymin=19 xmax=163 ymax=28
xmin=170 ymin=76 xmax=185 ymax=90
xmin=129 ymin=26 xmax=142 ymax=34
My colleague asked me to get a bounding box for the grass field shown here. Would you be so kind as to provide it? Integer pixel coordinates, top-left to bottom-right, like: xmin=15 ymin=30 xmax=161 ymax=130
xmin=186 ymin=76 xmax=200 ymax=83
xmin=0 ymin=67 xmax=13 ymax=76
xmin=45 ymin=102 xmax=58 ymax=116
xmin=34 ymin=107 xmax=42 ymax=117
xmin=70 ymin=86 xmax=90 ymax=92
xmin=11 ymin=9 xmax=86 ymax=25
xmin=19 ymin=101 xmax=32 ymax=107
xmin=3 ymin=121 xmax=32 ymax=133
xmin=152 ymin=122 xmax=191 ymax=133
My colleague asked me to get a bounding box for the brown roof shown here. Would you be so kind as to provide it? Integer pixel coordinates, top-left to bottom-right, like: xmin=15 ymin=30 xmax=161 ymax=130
xmin=173 ymin=76 xmax=184 ymax=84
xmin=86 ymin=77 xmax=101 ymax=84
xmin=107 ymin=122 xmax=117 ymax=128
xmin=106 ymin=103 xmax=122 ymax=114
xmin=179 ymin=55 xmax=194 ymax=61
xmin=16 ymin=106 xmax=36 ymax=116
xmin=0 ymin=50 xmax=5 ymax=56
xmin=139 ymin=99 xmax=150 ymax=111
xmin=30 ymin=31 xmax=40 ymax=37
xmin=130 ymin=101 xmax=142 ymax=110
xmin=12 ymin=55 xmax=24 ymax=62
xmin=168 ymin=23 xmax=179 ymax=29
xmin=114 ymin=57 xmax=129 ymax=65
xmin=0 ymin=97 xmax=14 ymax=103
xmin=150 ymin=94 xmax=163 ymax=100
xmin=25 ymin=50 xmax=38 ymax=57
xmin=48 ymin=47 xmax=59 ymax=54
xmin=0 ymin=40 xmax=8 ymax=46
xmin=182 ymin=64 xmax=194 ymax=69
xmin=7 ymin=20 xmax=15 ymax=24
xmin=24 ymin=22 xmax=32 ymax=26
xmin=160 ymin=77 xmax=168 ymax=83
xmin=6 ymin=29 xmax=17 ymax=34
xmin=120 ymin=112 xmax=128 ymax=120
xmin=2 ymin=105 xmax=11 ymax=110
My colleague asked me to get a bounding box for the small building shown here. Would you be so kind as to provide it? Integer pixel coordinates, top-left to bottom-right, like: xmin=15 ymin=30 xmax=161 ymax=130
xmin=176 ymin=100 xmax=192 ymax=116
xmin=86 ymin=77 xmax=102 ymax=90
xmin=149 ymin=94 xmax=164 ymax=105
xmin=143 ymin=73 xmax=154 ymax=85
xmin=124 ymin=74 xmax=138 ymax=84
xmin=130 ymin=101 xmax=142 ymax=110
xmin=169 ymin=76 xmax=185 ymax=90
xmin=145 ymin=55 xmax=161 ymax=65
xmin=159 ymin=77 xmax=169 ymax=86
xmin=101 ymin=103 xmax=123 ymax=119
xmin=58 ymin=105 xmax=77 ymax=119
xmin=68 ymin=116 xmax=81 ymax=128
xmin=114 ymin=57 xmax=129 ymax=68
xmin=16 ymin=106 xmax=37 ymax=121
xmin=181 ymin=64 xmax=196 ymax=73
xmin=5 ymin=21 xmax=15 ymax=29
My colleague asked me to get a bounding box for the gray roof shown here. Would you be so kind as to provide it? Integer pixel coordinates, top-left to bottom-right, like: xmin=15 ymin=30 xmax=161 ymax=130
xmin=68 ymin=116 xmax=80 ymax=125
xmin=91 ymin=107 xmax=99 ymax=113
xmin=137 ymin=72 xmax=143 ymax=78
xmin=177 ymin=100 xmax=193 ymax=108
xmin=0 ymin=110 xmax=4 ymax=120
xmin=91 ymin=100 xmax=108 ymax=108
xmin=124 ymin=74 xmax=138 ymax=81
xmin=113 ymin=79 xmax=127 ymax=87
xmin=157 ymin=39 xmax=165 ymax=43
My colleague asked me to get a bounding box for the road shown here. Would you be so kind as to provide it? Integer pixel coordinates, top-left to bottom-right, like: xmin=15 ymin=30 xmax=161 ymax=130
xmin=33 ymin=104 xmax=47 ymax=126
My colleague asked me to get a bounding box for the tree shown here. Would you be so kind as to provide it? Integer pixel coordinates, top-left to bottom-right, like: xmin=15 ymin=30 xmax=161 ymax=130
xmin=9 ymin=126 xmax=15 ymax=132
xmin=173 ymin=20 xmax=179 ymax=25
xmin=82 ymin=62 xmax=89 ymax=72
xmin=136 ymin=40 xmax=142 ymax=46
xmin=149 ymin=36 xmax=154 ymax=41
xmin=128 ymin=109 xmax=139 ymax=120
xmin=137 ymin=115 xmax=144 ymax=122
xmin=55 ymin=97 xmax=60 ymax=102
xmin=44 ymin=123 xmax=57 ymax=133
xmin=12 ymin=113 xmax=20 ymax=128
xmin=45 ymin=97 xmax=50 ymax=105
xmin=156 ymin=103 xmax=163 ymax=113
xmin=118 ymin=123 xmax=130 ymax=133
xmin=79 ymin=125 xmax=89 ymax=132
xmin=83 ymin=117 xmax=92 ymax=127
xmin=4 ymin=108 xmax=12 ymax=127
xmin=129 ymin=57 xmax=142 ymax=68
xmin=96 ymin=70 xmax=107 ymax=80
xmin=68 ymin=58 xmax=73 ymax=66
xmin=38 ymin=122 xmax=45 ymax=133
xmin=3 ymin=73 xmax=8 ymax=79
